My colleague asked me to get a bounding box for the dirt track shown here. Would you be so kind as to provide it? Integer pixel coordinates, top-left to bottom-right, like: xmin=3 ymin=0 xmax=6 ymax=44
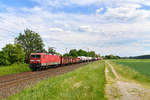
xmin=0 ymin=63 xmax=87 ymax=99
xmin=105 ymin=61 xmax=150 ymax=100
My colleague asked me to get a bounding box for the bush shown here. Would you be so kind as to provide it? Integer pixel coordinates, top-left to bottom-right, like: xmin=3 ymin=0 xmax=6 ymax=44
xmin=0 ymin=44 xmax=25 ymax=66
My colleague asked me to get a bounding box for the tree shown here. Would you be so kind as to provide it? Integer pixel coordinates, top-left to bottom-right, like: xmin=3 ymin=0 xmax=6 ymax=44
xmin=48 ymin=47 xmax=61 ymax=55
xmin=0 ymin=50 xmax=10 ymax=65
xmin=0 ymin=44 xmax=25 ymax=66
xmin=15 ymin=29 xmax=45 ymax=63
xmin=63 ymin=49 xmax=101 ymax=58
xmin=95 ymin=54 xmax=101 ymax=57
xmin=69 ymin=49 xmax=78 ymax=58
xmin=105 ymin=55 xmax=114 ymax=59
xmin=104 ymin=54 xmax=120 ymax=59
xmin=77 ymin=49 xmax=88 ymax=56
xmin=48 ymin=47 xmax=56 ymax=54
xmin=12 ymin=44 xmax=25 ymax=63
xmin=88 ymin=51 xmax=96 ymax=57
xmin=63 ymin=53 xmax=70 ymax=57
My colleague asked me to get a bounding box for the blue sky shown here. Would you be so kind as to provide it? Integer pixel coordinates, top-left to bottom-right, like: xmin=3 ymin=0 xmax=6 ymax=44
xmin=0 ymin=0 xmax=37 ymax=7
xmin=0 ymin=0 xmax=150 ymax=56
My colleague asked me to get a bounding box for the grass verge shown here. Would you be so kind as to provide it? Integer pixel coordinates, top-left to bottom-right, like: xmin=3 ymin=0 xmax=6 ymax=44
xmin=105 ymin=62 xmax=115 ymax=80
xmin=0 ymin=64 xmax=30 ymax=76
xmin=5 ymin=61 xmax=106 ymax=100
xmin=105 ymin=62 xmax=122 ymax=100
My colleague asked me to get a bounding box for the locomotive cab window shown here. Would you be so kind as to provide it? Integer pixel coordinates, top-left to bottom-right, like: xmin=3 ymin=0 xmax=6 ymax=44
xmin=31 ymin=55 xmax=41 ymax=58
xmin=36 ymin=55 xmax=41 ymax=58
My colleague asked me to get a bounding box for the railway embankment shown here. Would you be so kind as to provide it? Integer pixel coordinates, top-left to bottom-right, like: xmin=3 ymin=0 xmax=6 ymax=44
xmin=0 ymin=63 xmax=87 ymax=99
xmin=4 ymin=61 xmax=106 ymax=100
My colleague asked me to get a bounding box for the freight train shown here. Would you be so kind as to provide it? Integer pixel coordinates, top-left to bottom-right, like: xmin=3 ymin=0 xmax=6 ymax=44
xmin=29 ymin=53 xmax=102 ymax=71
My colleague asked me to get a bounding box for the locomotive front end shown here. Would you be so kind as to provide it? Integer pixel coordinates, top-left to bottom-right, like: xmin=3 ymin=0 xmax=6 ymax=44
xmin=30 ymin=53 xmax=41 ymax=71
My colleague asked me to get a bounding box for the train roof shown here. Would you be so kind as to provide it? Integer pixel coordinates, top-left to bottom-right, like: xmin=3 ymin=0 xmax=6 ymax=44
xmin=30 ymin=53 xmax=46 ymax=55
xmin=30 ymin=53 xmax=60 ymax=56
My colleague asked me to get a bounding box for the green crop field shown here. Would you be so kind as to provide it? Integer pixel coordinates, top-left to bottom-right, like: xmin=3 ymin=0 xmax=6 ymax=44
xmin=6 ymin=61 xmax=106 ymax=100
xmin=0 ymin=64 xmax=30 ymax=76
xmin=114 ymin=59 xmax=150 ymax=78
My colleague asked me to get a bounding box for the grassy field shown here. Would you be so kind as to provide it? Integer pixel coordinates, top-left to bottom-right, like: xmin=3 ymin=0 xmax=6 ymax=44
xmin=111 ymin=59 xmax=150 ymax=86
xmin=0 ymin=64 xmax=30 ymax=76
xmin=114 ymin=59 xmax=150 ymax=78
xmin=6 ymin=61 xmax=106 ymax=100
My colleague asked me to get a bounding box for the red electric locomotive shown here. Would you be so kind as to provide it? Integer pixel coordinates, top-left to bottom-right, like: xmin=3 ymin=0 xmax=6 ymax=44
xmin=30 ymin=53 xmax=61 ymax=71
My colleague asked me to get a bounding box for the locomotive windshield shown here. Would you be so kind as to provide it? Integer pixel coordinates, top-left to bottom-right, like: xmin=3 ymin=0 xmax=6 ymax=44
xmin=31 ymin=55 xmax=41 ymax=59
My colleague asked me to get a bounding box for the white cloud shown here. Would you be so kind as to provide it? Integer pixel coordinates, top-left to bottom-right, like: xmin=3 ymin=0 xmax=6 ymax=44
xmin=32 ymin=0 xmax=150 ymax=7
xmin=49 ymin=27 xmax=64 ymax=32
xmin=96 ymin=8 xmax=104 ymax=14
xmin=78 ymin=25 xmax=92 ymax=32
xmin=1 ymin=1 xmax=150 ymax=56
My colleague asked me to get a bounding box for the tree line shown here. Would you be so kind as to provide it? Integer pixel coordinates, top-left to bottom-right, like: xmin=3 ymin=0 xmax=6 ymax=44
xmin=102 ymin=54 xmax=121 ymax=59
xmin=63 ymin=49 xmax=101 ymax=58
xmin=0 ymin=29 xmax=122 ymax=66
xmin=0 ymin=29 xmax=103 ymax=66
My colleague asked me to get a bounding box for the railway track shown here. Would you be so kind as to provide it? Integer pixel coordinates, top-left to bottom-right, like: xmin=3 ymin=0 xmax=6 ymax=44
xmin=0 ymin=64 xmax=80 ymax=88
xmin=0 ymin=63 xmax=87 ymax=99
xmin=0 ymin=68 xmax=58 ymax=88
